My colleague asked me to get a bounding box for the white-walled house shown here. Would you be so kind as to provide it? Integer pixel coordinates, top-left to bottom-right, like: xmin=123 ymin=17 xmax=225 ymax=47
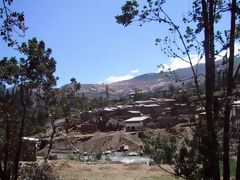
xmin=125 ymin=116 xmax=149 ymax=131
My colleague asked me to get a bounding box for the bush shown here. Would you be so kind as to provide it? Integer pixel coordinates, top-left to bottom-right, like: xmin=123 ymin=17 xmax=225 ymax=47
xmin=95 ymin=152 xmax=102 ymax=160
xmin=66 ymin=154 xmax=76 ymax=160
xmin=105 ymin=155 xmax=112 ymax=161
xmin=19 ymin=162 xmax=59 ymax=180
xmin=143 ymin=135 xmax=203 ymax=179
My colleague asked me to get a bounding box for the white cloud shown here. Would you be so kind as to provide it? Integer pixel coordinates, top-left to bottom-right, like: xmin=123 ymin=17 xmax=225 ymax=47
xmin=105 ymin=74 xmax=134 ymax=83
xmin=131 ymin=69 xmax=139 ymax=74
xmin=157 ymin=43 xmax=240 ymax=72
xmin=157 ymin=54 xmax=204 ymax=72
xmin=216 ymin=43 xmax=240 ymax=59
xmin=105 ymin=69 xmax=139 ymax=83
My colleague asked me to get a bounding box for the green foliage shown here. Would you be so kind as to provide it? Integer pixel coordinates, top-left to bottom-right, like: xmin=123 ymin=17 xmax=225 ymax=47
xmin=105 ymin=155 xmax=112 ymax=161
xmin=18 ymin=38 xmax=57 ymax=90
xmin=95 ymin=152 xmax=102 ymax=161
xmin=0 ymin=37 xmax=57 ymax=90
xmin=144 ymin=136 xmax=176 ymax=164
xmin=70 ymin=78 xmax=81 ymax=91
xmin=220 ymin=159 xmax=237 ymax=177
xmin=66 ymin=154 xmax=76 ymax=161
xmin=116 ymin=0 xmax=240 ymax=179
xmin=0 ymin=37 xmax=58 ymax=179
xmin=0 ymin=0 xmax=27 ymax=46
xmin=115 ymin=0 xmax=139 ymax=26
xmin=144 ymin=135 xmax=203 ymax=179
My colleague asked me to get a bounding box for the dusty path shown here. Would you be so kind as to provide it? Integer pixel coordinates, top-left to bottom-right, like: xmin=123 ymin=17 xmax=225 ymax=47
xmin=52 ymin=160 xmax=177 ymax=180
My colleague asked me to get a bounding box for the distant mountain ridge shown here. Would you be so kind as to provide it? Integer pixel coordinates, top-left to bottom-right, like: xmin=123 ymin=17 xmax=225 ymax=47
xmin=61 ymin=56 xmax=240 ymax=99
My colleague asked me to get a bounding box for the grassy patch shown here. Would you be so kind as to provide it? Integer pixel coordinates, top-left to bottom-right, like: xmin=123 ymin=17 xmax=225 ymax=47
xmin=66 ymin=154 xmax=76 ymax=161
xmin=220 ymin=159 xmax=237 ymax=177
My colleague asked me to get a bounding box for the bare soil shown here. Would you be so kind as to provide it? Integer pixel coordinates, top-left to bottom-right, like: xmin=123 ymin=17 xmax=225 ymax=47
xmin=51 ymin=131 xmax=145 ymax=153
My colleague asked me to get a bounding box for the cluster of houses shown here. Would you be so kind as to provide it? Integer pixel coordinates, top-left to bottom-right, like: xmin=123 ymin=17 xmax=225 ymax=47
xmin=68 ymin=98 xmax=192 ymax=134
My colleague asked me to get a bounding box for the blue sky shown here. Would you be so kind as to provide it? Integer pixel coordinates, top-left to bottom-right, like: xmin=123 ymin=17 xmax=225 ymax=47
xmin=0 ymin=0 xmax=196 ymax=86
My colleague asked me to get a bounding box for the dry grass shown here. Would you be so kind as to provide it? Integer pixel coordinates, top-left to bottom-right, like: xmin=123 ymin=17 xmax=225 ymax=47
xmin=123 ymin=163 xmax=143 ymax=170
xmin=53 ymin=160 xmax=178 ymax=180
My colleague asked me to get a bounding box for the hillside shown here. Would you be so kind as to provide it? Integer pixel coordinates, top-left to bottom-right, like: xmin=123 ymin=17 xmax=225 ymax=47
xmin=61 ymin=56 xmax=240 ymax=99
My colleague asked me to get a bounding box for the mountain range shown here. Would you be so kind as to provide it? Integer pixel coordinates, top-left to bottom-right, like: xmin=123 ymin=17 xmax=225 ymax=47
xmin=61 ymin=56 xmax=240 ymax=99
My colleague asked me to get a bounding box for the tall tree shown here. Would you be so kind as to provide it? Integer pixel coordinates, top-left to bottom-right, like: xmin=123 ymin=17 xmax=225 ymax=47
xmin=105 ymin=84 xmax=109 ymax=103
xmin=116 ymin=0 xmax=240 ymax=179
xmin=200 ymin=1 xmax=220 ymax=178
xmin=0 ymin=37 xmax=57 ymax=180
xmin=223 ymin=1 xmax=237 ymax=179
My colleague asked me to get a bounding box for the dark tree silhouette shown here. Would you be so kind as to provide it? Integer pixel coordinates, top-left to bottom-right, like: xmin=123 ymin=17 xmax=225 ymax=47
xmin=0 ymin=0 xmax=27 ymax=46
xmin=0 ymin=38 xmax=57 ymax=180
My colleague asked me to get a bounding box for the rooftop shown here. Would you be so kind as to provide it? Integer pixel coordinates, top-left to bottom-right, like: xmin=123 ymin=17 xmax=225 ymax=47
xmin=134 ymin=100 xmax=155 ymax=104
xmin=142 ymin=104 xmax=160 ymax=107
xmin=233 ymin=100 xmax=240 ymax=106
xmin=22 ymin=137 xmax=39 ymax=141
xmin=163 ymin=99 xmax=176 ymax=102
xmin=128 ymin=110 xmax=141 ymax=114
xmin=125 ymin=116 xmax=149 ymax=122
xmin=104 ymin=107 xmax=117 ymax=111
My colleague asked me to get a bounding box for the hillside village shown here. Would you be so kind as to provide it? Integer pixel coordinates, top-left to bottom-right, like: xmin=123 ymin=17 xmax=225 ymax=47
xmin=1 ymin=0 xmax=240 ymax=179
xmin=44 ymin=97 xmax=189 ymax=155
xmin=2 ymin=62 xmax=240 ymax=179
xmin=29 ymin=86 xmax=239 ymax=162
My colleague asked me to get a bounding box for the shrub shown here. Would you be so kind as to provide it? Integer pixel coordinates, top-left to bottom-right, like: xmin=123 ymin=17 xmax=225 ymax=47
xmin=66 ymin=154 xmax=76 ymax=160
xmin=19 ymin=162 xmax=59 ymax=180
xmin=95 ymin=152 xmax=102 ymax=160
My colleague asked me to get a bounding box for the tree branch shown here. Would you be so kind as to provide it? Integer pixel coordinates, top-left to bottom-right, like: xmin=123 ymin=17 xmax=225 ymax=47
xmin=157 ymin=164 xmax=186 ymax=179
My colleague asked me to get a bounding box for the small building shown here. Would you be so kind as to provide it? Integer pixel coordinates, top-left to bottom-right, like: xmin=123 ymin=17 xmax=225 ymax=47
xmin=80 ymin=123 xmax=97 ymax=133
xmin=125 ymin=116 xmax=149 ymax=131
xmin=231 ymin=100 xmax=240 ymax=123
xmin=21 ymin=137 xmax=38 ymax=161
xmin=1 ymin=137 xmax=38 ymax=161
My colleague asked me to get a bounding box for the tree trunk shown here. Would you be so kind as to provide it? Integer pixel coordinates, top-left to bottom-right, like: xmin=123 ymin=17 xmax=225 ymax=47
xmin=45 ymin=122 xmax=56 ymax=162
xmin=236 ymin=135 xmax=240 ymax=180
xmin=12 ymin=84 xmax=26 ymax=180
xmin=201 ymin=0 xmax=220 ymax=179
xmin=223 ymin=1 xmax=236 ymax=179
xmin=0 ymin=161 xmax=3 ymax=179
xmin=3 ymin=114 xmax=10 ymax=179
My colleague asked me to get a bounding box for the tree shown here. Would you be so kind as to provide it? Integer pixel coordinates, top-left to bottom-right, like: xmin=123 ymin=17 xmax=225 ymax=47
xmin=44 ymin=89 xmax=65 ymax=162
xmin=116 ymin=0 xmax=240 ymax=179
xmin=144 ymin=135 xmax=202 ymax=179
xmin=0 ymin=37 xmax=57 ymax=180
xmin=189 ymin=1 xmax=240 ymax=179
xmin=0 ymin=0 xmax=27 ymax=46
xmin=168 ymin=84 xmax=175 ymax=97
xmin=70 ymin=77 xmax=81 ymax=91
xmin=222 ymin=1 xmax=237 ymax=179
xmin=60 ymin=78 xmax=82 ymax=133
xmin=197 ymin=1 xmax=220 ymax=178
xmin=134 ymin=88 xmax=142 ymax=101
xmin=105 ymin=84 xmax=109 ymax=102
